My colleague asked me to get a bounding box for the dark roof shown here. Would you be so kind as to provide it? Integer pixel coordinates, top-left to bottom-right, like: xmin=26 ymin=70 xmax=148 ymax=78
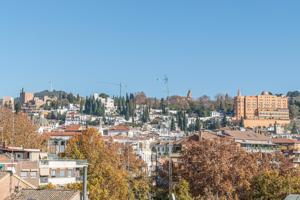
xmin=13 ymin=189 xmax=80 ymax=200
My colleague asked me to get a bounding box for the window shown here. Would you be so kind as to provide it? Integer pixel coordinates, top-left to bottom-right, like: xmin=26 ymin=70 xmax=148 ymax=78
xmin=51 ymin=169 xmax=56 ymax=177
xmin=67 ymin=169 xmax=73 ymax=177
xmin=60 ymin=169 xmax=65 ymax=177
xmin=40 ymin=176 xmax=48 ymax=184
xmin=21 ymin=171 xmax=28 ymax=178
xmin=30 ymin=171 xmax=37 ymax=178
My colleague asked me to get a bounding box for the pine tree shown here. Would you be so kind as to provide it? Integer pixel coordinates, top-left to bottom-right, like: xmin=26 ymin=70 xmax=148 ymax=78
xmin=195 ymin=118 xmax=202 ymax=131
xmin=221 ymin=114 xmax=227 ymax=127
xmin=170 ymin=117 xmax=176 ymax=131
xmin=291 ymin=122 xmax=298 ymax=134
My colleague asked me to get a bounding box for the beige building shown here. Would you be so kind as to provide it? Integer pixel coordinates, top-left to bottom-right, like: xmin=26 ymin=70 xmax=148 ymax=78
xmin=20 ymin=88 xmax=34 ymax=104
xmin=234 ymin=90 xmax=290 ymax=128
xmin=0 ymin=96 xmax=14 ymax=108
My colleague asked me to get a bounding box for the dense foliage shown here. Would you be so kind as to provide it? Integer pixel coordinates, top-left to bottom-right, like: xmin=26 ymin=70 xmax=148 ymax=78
xmin=0 ymin=108 xmax=46 ymax=149
xmin=65 ymin=128 xmax=150 ymax=200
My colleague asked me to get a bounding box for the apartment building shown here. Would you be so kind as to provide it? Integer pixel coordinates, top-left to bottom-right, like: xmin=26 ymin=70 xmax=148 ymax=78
xmin=0 ymin=144 xmax=87 ymax=187
xmin=234 ymin=90 xmax=290 ymax=127
xmin=272 ymin=138 xmax=300 ymax=167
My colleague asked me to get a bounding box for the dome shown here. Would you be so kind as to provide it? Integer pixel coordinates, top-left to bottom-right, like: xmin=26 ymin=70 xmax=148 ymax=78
xmin=261 ymin=91 xmax=270 ymax=95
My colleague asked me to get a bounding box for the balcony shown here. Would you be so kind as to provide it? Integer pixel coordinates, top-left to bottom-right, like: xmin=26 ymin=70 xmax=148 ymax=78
xmin=293 ymin=150 xmax=300 ymax=154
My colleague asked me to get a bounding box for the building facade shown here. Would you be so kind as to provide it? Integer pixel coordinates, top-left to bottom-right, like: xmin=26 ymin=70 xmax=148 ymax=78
xmin=234 ymin=90 xmax=290 ymax=127
xmin=20 ymin=88 xmax=34 ymax=104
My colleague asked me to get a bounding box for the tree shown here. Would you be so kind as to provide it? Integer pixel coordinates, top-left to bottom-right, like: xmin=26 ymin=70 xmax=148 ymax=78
xmin=0 ymin=108 xmax=46 ymax=149
xmin=141 ymin=106 xmax=150 ymax=123
xmin=160 ymin=98 xmax=167 ymax=115
xmin=289 ymin=104 xmax=299 ymax=119
xmin=250 ymin=170 xmax=300 ymax=200
xmin=14 ymin=101 xmax=22 ymax=113
xmin=65 ymin=128 xmax=149 ymax=200
xmin=195 ymin=118 xmax=202 ymax=131
xmin=291 ymin=122 xmax=298 ymax=134
xmin=170 ymin=117 xmax=176 ymax=131
xmin=221 ymin=114 xmax=228 ymax=127
xmin=174 ymin=179 xmax=193 ymax=200
xmin=178 ymin=138 xmax=287 ymax=199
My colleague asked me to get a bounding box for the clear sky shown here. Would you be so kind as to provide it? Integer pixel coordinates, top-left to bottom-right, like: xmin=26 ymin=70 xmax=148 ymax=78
xmin=0 ymin=1 xmax=299 ymax=98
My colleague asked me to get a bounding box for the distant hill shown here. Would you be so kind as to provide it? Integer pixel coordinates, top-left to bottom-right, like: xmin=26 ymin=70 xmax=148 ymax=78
xmin=34 ymin=90 xmax=69 ymax=99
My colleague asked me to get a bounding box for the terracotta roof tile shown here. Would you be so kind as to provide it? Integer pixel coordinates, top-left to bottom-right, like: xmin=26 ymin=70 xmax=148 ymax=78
xmin=13 ymin=189 xmax=80 ymax=200
xmin=272 ymin=138 xmax=299 ymax=144
xmin=109 ymin=125 xmax=130 ymax=132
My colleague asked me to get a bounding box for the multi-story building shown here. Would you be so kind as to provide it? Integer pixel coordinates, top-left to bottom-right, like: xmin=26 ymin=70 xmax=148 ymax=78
xmin=0 ymin=144 xmax=87 ymax=187
xmin=272 ymin=138 xmax=300 ymax=167
xmin=234 ymin=90 xmax=290 ymax=127
xmin=20 ymin=88 xmax=34 ymax=104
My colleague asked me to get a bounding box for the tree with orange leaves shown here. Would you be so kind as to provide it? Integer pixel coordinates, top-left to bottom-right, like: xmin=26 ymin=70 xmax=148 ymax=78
xmin=0 ymin=108 xmax=46 ymax=149
xmin=65 ymin=128 xmax=150 ymax=200
xmin=177 ymin=138 xmax=289 ymax=199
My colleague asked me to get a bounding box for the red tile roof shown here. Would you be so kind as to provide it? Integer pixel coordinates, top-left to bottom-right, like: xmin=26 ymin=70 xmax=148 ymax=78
xmin=272 ymin=138 xmax=299 ymax=144
xmin=109 ymin=125 xmax=130 ymax=132
xmin=46 ymin=131 xmax=81 ymax=137
xmin=65 ymin=125 xmax=82 ymax=132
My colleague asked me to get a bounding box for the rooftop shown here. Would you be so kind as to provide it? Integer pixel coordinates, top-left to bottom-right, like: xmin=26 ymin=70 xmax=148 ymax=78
xmin=109 ymin=125 xmax=130 ymax=132
xmin=12 ymin=189 xmax=80 ymax=200
xmin=223 ymin=130 xmax=271 ymax=142
xmin=272 ymin=138 xmax=299 ymax=144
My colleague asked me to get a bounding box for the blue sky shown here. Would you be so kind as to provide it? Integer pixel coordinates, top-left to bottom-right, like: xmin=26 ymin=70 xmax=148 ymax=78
xmin=0 ymin=1 xmax=299 ymax=98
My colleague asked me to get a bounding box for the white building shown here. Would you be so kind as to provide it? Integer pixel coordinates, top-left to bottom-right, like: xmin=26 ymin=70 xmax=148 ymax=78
xmin=39 ymin=159 xmax=87 ymax=186
xmin=93 ymin=93 xmax=116 ymax=114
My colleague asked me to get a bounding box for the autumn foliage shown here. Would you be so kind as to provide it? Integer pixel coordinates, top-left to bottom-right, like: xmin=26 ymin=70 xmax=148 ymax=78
xmin=0 ymin=108 xmax=46 ymax=149
xmin=65 ymin=128 xmax=150 ymax=200
xmin=175 ymin=138 xmax=292 ymax=200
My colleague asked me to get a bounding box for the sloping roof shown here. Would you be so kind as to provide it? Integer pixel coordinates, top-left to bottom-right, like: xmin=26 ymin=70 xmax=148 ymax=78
xmin=109 ymin=125 xmax=130 ymax=132
xmin=272 ymin=138 xmax=299 ymax=144
xmin=47 ymin=131 xmax=81 ymax=137
xmin=223 ymin=130 xmax=271 ymax=142
xmin=13 ymin=189 xmax=80 ymax=200
xmin=0 ymin=146 xmax=40 ymax=153
xmin=65 ymin=125 xmax=82 ymax=132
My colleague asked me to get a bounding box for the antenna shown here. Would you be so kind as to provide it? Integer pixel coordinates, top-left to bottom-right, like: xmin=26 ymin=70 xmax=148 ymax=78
xmin=49 ymin=81 xmax=53 ymax=92
xmin=158 ymin=75 xmax=173 ymax=200
xmin=99 ymin=81 xmax=127 ymax=97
